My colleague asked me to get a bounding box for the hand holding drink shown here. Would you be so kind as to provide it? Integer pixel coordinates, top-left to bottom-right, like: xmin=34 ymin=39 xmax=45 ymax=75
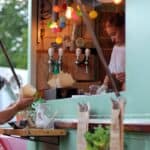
xmin=16 ymin=84 xmax=36 ymax=111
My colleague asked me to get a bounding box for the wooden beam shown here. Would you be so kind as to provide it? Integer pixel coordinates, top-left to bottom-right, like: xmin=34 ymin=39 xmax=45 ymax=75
xmin=55 ymin=121 xmax=150 ymax=133
xmin=0 ymin=129 xmax=66 ymax=136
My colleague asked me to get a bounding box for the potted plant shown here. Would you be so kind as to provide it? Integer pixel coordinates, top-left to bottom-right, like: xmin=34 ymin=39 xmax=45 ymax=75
xmin=84 ymin=126 xmax=110 ymax=150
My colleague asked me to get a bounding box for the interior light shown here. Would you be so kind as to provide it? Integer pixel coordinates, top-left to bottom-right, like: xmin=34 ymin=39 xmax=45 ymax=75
xmin=113 ymin=0 xmax=122 ymax=4
xmin=65 ymin=6 xmax=73 ymax=19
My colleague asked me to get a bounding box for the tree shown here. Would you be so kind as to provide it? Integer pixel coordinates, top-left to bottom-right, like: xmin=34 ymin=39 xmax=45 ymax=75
xmin=0 ymin=0 xmax=28 ymax=69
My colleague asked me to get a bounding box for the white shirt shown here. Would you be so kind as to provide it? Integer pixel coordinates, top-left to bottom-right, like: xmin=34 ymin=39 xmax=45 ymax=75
xmin=109 ymin=45 xmax=125 ymax=73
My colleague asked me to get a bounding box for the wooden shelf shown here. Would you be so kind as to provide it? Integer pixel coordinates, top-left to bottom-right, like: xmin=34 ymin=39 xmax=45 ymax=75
xmin=0 ymin=128 xmax=66 ymax=137
xmin=55 ymin=121 xmax=150 ymax=133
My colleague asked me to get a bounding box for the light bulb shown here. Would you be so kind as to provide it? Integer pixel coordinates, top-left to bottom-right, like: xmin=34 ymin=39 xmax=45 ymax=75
xmin=113 ymin=0 xmax=122 ymax=4
xmin=56 ymin=37 xmax=63 ymax=44
xmin=89 ymin=10 xmax=98 ymax=19
xmin=50 ymin=22 xmax=58 ymax=29
xmin=65 ymin=6 xmax=73 ymax=19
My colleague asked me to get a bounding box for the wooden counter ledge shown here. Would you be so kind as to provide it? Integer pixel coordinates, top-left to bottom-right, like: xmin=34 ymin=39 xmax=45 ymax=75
xmin=0 ymin=128 xmax=67 ymax=137
xmin=55 ymin=121 xmax=150 ymax=132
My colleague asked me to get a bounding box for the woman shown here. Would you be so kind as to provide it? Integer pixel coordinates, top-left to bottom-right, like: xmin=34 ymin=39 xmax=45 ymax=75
xmin=0 ymin=76 xmax=34 ymax=124
xmin=91 ymin=13 xmax=125 ymax=94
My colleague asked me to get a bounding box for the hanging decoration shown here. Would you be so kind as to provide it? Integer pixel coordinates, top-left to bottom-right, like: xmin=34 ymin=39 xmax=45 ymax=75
xmin=47 ymin=0 xmax=101 ymax=46
xmin=65 ymin=6 xmax=73 ymax=19
xmin=53 ymin=5 xmax=61 ymax=13
xmin=89 ymin=0 xmax=98 ymax=20
xmin=61 ymin=3 xmax=67 ymax=11
xmin=56 ymin=37 xmax=63 ymax=45
xmin=72 ymin=10 xmax=80 ymax=21
xmin=52 ymin=0 xmax=59 ymax=22
xmin=89 ymin=10 xmax=98 ymax=19
xmin=48 ymin=0 xmax=99 ymax=31
xmin=59 ymin=16 xmax=66 ymax=28
xmin=76 ymin=6 xmax=82 ymax=17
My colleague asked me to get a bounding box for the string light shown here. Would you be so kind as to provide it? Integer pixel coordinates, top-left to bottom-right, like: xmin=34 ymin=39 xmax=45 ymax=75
xmin=50 ymin=22 xmax=58 ymax=29
xmin=53 ymin=5 xmax=61 ymax=13
xmin=65 ymin=6 xmax=73 ymax=19
xmin=56 ymin=37 xmax=63 ymax=44
xmin=72 ymin=10 xmax=79 ymax=21
xmin=89 ymin=10 xmax=98 ymax=19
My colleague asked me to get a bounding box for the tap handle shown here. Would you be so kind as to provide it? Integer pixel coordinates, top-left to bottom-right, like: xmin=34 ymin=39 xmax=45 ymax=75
xmin=76 ymin=48 xmax=82 ymax=59
xmin=85 ymin=48 xmax=91 ymax=59
xmin=48 ymin=47 xmax=54 ymax=57
xmin=58 ymin=47 xmax=63 ymax=57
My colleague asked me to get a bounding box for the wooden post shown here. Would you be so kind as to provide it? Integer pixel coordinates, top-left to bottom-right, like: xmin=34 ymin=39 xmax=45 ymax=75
xmin=77 ymin=103 xmax=89 ymax=150
xmin=110 ymin=99 xmax=125 ymax=150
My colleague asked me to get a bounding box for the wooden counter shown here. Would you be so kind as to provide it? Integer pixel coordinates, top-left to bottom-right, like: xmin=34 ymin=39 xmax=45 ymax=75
xmin=54 ymin=120 xmax=150 ymax=133
xmin=0 ymin=128 xmax=66 ymax=137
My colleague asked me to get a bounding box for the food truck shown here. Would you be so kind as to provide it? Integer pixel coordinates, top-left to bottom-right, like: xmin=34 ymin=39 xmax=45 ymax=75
xmin=0 ymin=0 xmax=150 ymax=150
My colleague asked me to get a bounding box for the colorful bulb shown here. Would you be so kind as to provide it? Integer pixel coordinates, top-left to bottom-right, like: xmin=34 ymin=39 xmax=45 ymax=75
xmin=72 ymin=10 xmax=79 ymax=21
xmin=53 ymin=5 xmax=61 ymax=13
xmin=65 ymin=6 xmax=73 ymax=19
xmin=56 ymin=37 xmax=63 ymax=44
xmin=50 ymin=22 xmax=58 ymax=29
xmin=59 ymin=22 xmax=66 ymax=28
xmin=89 ymin=10 xmax=98 ymax=19
xmin=60 ymin=16 xmax=66 ymax=23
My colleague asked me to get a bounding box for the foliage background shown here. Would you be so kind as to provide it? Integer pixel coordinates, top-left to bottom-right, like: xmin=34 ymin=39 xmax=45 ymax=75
xmin=0 ymin=0 xmax=28 ymax=69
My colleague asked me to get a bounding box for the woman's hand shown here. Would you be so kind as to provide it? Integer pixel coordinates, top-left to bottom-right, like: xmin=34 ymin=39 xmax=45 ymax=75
xmin=89 ymin=85 xmax=100 ymax=94
xmin=15 ymin=96 xmax=34 ymax=111
xmin=115 ymin=72 xmax=125 ymax=83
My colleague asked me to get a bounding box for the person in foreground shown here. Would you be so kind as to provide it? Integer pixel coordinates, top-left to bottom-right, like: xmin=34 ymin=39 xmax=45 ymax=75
xmin=0 ymin=76 xmax=34 ymax=124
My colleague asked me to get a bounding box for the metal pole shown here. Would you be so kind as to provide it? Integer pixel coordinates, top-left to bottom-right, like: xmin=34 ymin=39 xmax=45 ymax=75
xmin=0 ymin=40 xmax=21 ymax=89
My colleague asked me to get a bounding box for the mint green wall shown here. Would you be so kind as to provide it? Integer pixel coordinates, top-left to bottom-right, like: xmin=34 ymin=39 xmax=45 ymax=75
xmin=60 ymin=130 xmax=77 ymax=150
xmin=125 ymin=133 xmax=150 ymax=150
xmin=126 ymin=0 xmax=150 ymax=116
xmin=28 ymin=0 xmax=150 ymax=150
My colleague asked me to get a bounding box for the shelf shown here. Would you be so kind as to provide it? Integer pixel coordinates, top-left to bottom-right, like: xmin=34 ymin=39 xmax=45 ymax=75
xmin=54 ymin=120 xmax=150 ymax=133
xmin=0 ymin=128 xmax=66 ymax=137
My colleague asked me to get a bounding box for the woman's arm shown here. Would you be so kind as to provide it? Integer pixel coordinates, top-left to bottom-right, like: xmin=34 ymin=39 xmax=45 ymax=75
xmin=0 ymin=97 xmax=34 ymax=124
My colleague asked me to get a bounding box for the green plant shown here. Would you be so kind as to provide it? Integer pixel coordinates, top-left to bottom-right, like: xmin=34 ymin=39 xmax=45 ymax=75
xmin=84 ymin=126 xmax=110 ymax=150
xmin=27 ymin=92 xmax=45 ymax=122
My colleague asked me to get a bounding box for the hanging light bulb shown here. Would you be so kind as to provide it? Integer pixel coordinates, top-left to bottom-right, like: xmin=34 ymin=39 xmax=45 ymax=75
xmin=77 ymin=6 xmax=82 ymax=17
xmin=89 ymin=10 xmax=98 ymax=19
xmin=56 ymin=37 xmax=63 ymax=44
xmin=72 ymin=10 xmax=80 ymax=21
xmin=50 ymin=22 xmax=58 ymax=29
xmin=65 ymin=6 xmax=73 ymax=19
xmin=113 ymin=0 xmax=122 ymax=4
xmin=53 ymin=5 xmax=61 ymax=13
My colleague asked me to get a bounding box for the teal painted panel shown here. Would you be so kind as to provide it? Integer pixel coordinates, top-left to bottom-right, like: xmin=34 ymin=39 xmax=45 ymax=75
xmin=42 ymin=93 xmax=150 ymax=120
xmin=45 ymin=95 xmax=112 ymax=119
xmin=27 ymin=141 xmax=42 ymax=150
xmin=126 ymin=0 xmax=150 ymax=112
xmin=125 ymin=133 xmax=150 ymax=150
xmin=60 ymin=130 xmax=77 ymax=150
